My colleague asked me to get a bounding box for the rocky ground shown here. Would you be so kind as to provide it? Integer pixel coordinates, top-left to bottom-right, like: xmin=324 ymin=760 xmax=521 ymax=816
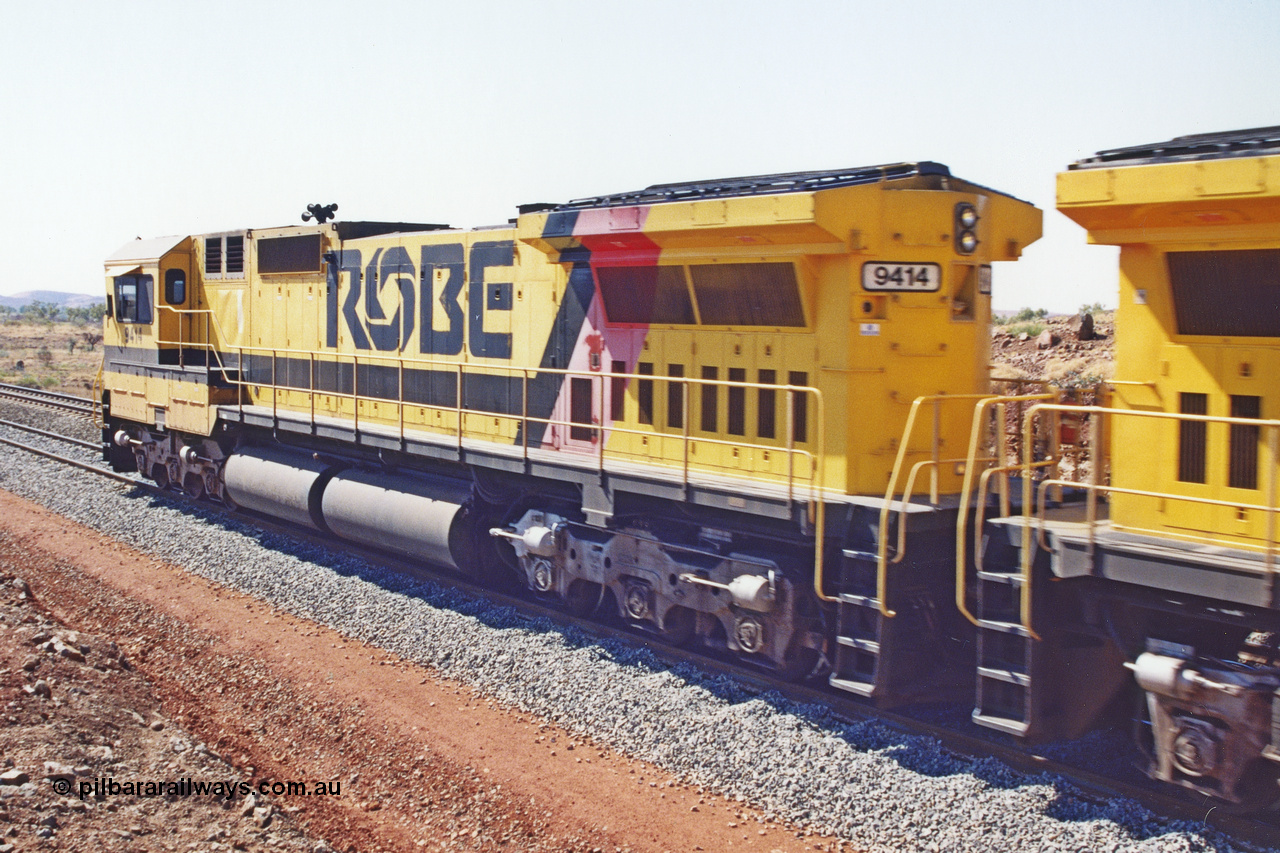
xmin=990 ymin=312 xmax=1115 ymax=389
xmin=0 ymin=489 xmax=838 ymax=853
xmin=988 ymin=311 xmax=1116 ymax=478
xmin=0 ymin=558 xmax=320 ymax=852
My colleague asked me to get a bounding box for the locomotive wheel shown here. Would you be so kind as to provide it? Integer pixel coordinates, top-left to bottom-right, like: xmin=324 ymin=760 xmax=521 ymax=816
xmin=1229 ymin=760 xmax=1280 ymax=813
xmin=150 ymin=462 xmax=170 ymax=489
xmin=775 ymin=637 xmax=820 ymax=683
xmin=183 ymin=472 xmax=205 ymax=499
xmin=464 ymin=506 xmax=519 ymax=590
xmin=659 ymin=606 xmax=696 ymax=647
xmin=563 ymin=580 xmax=603 ymax=617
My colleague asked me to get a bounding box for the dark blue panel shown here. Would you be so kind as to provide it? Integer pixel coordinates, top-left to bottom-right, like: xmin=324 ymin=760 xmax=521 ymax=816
xmin=419 ymin=243 xmax=465 ymax=356
xmin=487 ymin=281 xmax=512 ymax=310
xmin=339 ymin=250 xmax=370 ymax=351
xmin=542 ymin=210 xmax=578 ymax=239
xmin=516 ymin=210 xmax=594 ymax=447
xmin=325 ymin=262 xmax=339 ymax=348
xmin=362 ymin=245 xmax=415 ymax=352
xmin=468 ymin=241 xmax=515 ymax=359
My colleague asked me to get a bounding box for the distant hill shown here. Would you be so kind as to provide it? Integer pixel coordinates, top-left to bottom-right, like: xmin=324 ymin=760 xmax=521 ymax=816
xmin=0 ymin=291 xmax=105 ymax=310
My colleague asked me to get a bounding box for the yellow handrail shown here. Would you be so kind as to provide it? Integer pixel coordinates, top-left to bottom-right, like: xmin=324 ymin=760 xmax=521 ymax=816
xmin=134 ymin=312 xmax=836 ymax=603
xmin=1019 ymin=404 xmax=1280 ymax=570
xmin=956 ymin=401 xmax=1280 ymax=638
xmin=875 ymin=393 xmax=1010 ymax=617
xmin=954 ymin=393 xmax=1057 ymax=634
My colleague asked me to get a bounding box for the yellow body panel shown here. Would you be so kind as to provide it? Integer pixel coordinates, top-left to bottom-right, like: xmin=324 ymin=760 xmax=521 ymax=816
xmin=1059 ymin=152 xmax=1280 ymax=549
xmin=104 ymin=168 xmax=1042 ymax=499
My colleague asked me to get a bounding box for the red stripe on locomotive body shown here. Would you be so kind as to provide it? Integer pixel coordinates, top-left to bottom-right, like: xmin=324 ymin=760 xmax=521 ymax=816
xmin=575 ymin=206 xmax=659 ymax=267
xmin=541 ymin=207 xmax=656 ymax=452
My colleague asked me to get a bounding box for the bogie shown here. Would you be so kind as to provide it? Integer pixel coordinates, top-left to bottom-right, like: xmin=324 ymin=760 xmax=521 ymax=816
xmin=494 ymin=509 xmax=822 ymax=678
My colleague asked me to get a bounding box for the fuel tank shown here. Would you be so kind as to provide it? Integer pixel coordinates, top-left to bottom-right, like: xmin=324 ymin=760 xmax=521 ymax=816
xmin=319 ymin=469 xmax=473 ymax=571
xmin=222 ymin=446 xmax=334 ymax=529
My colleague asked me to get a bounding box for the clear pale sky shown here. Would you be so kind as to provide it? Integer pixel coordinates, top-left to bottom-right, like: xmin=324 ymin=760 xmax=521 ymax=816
xmin=1 ymin=0 xmax=1276 ymax=311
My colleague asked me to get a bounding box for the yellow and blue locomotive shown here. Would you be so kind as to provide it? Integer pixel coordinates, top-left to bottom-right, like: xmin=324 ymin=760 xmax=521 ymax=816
xmin=99 ymin=162 xmax=1039 ymax=688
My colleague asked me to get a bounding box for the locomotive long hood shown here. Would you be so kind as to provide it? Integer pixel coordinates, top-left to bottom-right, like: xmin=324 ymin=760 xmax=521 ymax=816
xmin=519 ymin=161 xmax=1041 ymax=263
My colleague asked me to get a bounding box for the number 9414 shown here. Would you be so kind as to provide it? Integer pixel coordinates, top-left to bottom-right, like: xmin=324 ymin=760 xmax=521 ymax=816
xmin=861 ymin=262 xmax=941 ymax=292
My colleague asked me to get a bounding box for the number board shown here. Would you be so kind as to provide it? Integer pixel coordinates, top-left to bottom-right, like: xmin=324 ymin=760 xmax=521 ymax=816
xmin=861 ymin=262 xmax=941 ymax=292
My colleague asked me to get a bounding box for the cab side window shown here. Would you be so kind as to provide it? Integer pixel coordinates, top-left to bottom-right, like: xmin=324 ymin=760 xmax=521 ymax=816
xmin=164 ymin=269 xmax=186 ymax=305
xmin=114 ymin=274 xmax=153 ymax=323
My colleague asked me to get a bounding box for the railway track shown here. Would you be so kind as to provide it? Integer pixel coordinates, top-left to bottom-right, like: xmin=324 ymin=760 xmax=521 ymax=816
xmin=0 ymin=383 xmax=95 ymax=416
xmin=0 ymin=407 xmax=1277 ymax=850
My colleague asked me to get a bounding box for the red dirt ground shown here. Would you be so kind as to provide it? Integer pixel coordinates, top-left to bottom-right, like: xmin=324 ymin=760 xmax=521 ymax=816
xmin=0 ymin=489 xmax=852 ymax=853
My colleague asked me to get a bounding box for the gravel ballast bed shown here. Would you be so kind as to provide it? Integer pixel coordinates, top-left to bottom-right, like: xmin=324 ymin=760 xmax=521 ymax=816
xmin=0 ymin=409 xmax=1247 ymax=852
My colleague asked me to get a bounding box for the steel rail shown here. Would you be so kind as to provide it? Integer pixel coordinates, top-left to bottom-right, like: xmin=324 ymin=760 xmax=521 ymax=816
xmin=0 ymin=383 xmax=94 ymax=416
xmin=0 ymin=418 xmax=98 ymax=450
xmin=0 ymin=435 xmax=134 ymax=483
xmin=218 ymin=500 xmax=1280 ymax=851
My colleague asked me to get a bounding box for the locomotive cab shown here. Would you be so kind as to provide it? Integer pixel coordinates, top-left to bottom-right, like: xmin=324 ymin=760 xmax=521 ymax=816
xmin=101 ymin=234 xmax=240 ymax=493
xmin=102 ymin=235 xmax=226 ymax=430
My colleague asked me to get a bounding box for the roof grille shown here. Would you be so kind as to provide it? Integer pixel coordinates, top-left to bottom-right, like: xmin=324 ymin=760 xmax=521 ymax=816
xmin=548 ymin=162 xmax=951 ymax=211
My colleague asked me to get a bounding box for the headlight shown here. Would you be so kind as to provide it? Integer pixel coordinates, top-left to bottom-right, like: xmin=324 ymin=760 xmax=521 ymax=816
xmin=954 ymin=202 xmax=979 ymax=255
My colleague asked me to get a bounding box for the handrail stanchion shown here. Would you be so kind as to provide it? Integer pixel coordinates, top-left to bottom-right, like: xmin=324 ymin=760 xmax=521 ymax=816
xmin=1088 ymin=408 xmax=1101 ymax=558
xmin=931 ymin=396 xmax=941 ymax=504
xmin=598 ymin=372 xmax=606 ymax=471
xmin=811 ymin=387 xmax=832 ymax=603
xmin=681 ymin=378 xmax=690 ymax=487
xmin=875 ymin=397 xmax=924 ymax=617
xmin=997 ymin=401 xmax=1010 ymax=517
xmin=786 ymin=387 xmax=795 ymax=504
xmin=956 ymin=398 xmax=993 ymax=628
xmin=955 ymin=394 xmax=1057 ymax=630
xmin=1267 ymin=425 xmax=1278 ymax=596
xmin=309 ymin=353 xmax=315 ymax=427
xmin=271 ymin=349 xmax=278 ymax=431
xmin=1020 ymin=407 xmax=1043 ymax=641
xmin=456 ymin=366 xmax=463 ymax=452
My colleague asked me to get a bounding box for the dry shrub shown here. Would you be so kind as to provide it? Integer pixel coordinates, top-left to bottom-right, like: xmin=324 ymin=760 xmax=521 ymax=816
xmin=990 ymin=363 xmax=1028 ymax=381
xmin=1044 ymin=356 xmax=1114 ymax=388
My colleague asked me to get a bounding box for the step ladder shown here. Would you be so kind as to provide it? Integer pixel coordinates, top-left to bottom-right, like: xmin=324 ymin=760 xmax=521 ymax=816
xmin=829 ymin=548 xmax=884 ymax=697
xmin=969 ymin=520 xmax=1135 ymax=742
xmin=972 ymin=566 xmax=1036 ymax=736
xmin=970 ymin=524 xmax=1046 ymax=737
